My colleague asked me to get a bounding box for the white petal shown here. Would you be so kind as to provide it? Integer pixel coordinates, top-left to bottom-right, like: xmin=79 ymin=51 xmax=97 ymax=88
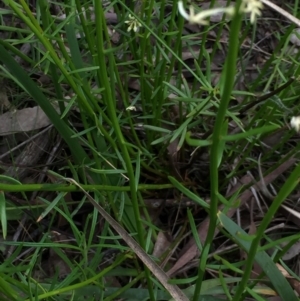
xmin=178 ymin=1 xmax=190 ymax=21
xmin=291 ymin=116 xmax=300 ymax=132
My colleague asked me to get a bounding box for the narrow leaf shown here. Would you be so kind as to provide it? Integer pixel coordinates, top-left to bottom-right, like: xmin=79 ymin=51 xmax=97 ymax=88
xmin=0 ymin=192 xmax=7 ymax=239
xmin=168 ymin=176 xmax=209 ymax=209
xmin=218 ymin=212 xmax=298 ymax=301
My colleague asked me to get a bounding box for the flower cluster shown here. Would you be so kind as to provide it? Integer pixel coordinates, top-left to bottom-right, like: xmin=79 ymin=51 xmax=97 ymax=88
xmin=178 ymin=0 xmax=263 ymax=25
xmin=125 ymin=14 xmax=142 ymax=32
xmin=241 ymin=0 xmax=263 ymax=24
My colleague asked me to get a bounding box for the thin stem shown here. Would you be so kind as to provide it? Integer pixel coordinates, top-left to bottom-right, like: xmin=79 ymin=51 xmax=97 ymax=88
xmin=192 ymin=2 xmax=243 ymax=300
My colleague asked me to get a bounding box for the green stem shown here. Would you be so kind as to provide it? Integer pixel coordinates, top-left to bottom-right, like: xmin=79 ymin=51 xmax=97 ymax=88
xmin=192 ymin=2 xmax=243 ymax=300
xmin=94 ymin=0 xmax=143 ymax=244
xmin=94 ymin=4 xmax=156 ymax=300
xmin=0 ymin=183 xmax=173 ymax=192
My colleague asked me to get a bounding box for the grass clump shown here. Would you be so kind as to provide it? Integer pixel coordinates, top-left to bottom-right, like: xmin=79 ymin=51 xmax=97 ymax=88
xmin=0 ymin=0 xmax=300 ymax=300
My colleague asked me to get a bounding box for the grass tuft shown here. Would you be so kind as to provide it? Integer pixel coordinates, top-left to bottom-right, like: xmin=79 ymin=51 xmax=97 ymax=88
xmin=0 ymin=0 xmax=300 ymax=300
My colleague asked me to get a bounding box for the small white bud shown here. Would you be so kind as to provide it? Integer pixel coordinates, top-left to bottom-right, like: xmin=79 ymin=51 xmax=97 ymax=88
xmin=291 ymin=116 xmax=300 ymax=132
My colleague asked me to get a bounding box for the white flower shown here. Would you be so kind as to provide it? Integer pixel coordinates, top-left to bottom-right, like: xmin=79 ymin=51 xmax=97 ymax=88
xmin=242 ymin=0 xmax=263 ymax=24
xmin=178 ymin=1 xmax=235 ymax=25
xmin=126 ymin=105 xmax=136 ymax=111
xmin=291 ymin=116 xmax=300 ymax=132
xmin=177 ymin=0 xmax=263 ymax=25
xmin=125 ymin=14 xmax=141 ymax=32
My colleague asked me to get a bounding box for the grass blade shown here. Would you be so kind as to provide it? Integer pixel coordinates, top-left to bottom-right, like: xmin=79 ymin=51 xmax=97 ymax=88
xmin=218 ymin=211 xmax=298 ymax=301
xmin=0 ymin=192 xmax=7 ymax=239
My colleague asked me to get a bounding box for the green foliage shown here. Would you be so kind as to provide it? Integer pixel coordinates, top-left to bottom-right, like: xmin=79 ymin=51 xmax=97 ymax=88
xmin=0 ymin=0 xmax=300 ymax=300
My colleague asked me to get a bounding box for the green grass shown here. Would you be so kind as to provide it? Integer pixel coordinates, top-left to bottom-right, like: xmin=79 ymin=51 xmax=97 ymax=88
xmin=0 ymin=0 xmax=300 ymax=300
